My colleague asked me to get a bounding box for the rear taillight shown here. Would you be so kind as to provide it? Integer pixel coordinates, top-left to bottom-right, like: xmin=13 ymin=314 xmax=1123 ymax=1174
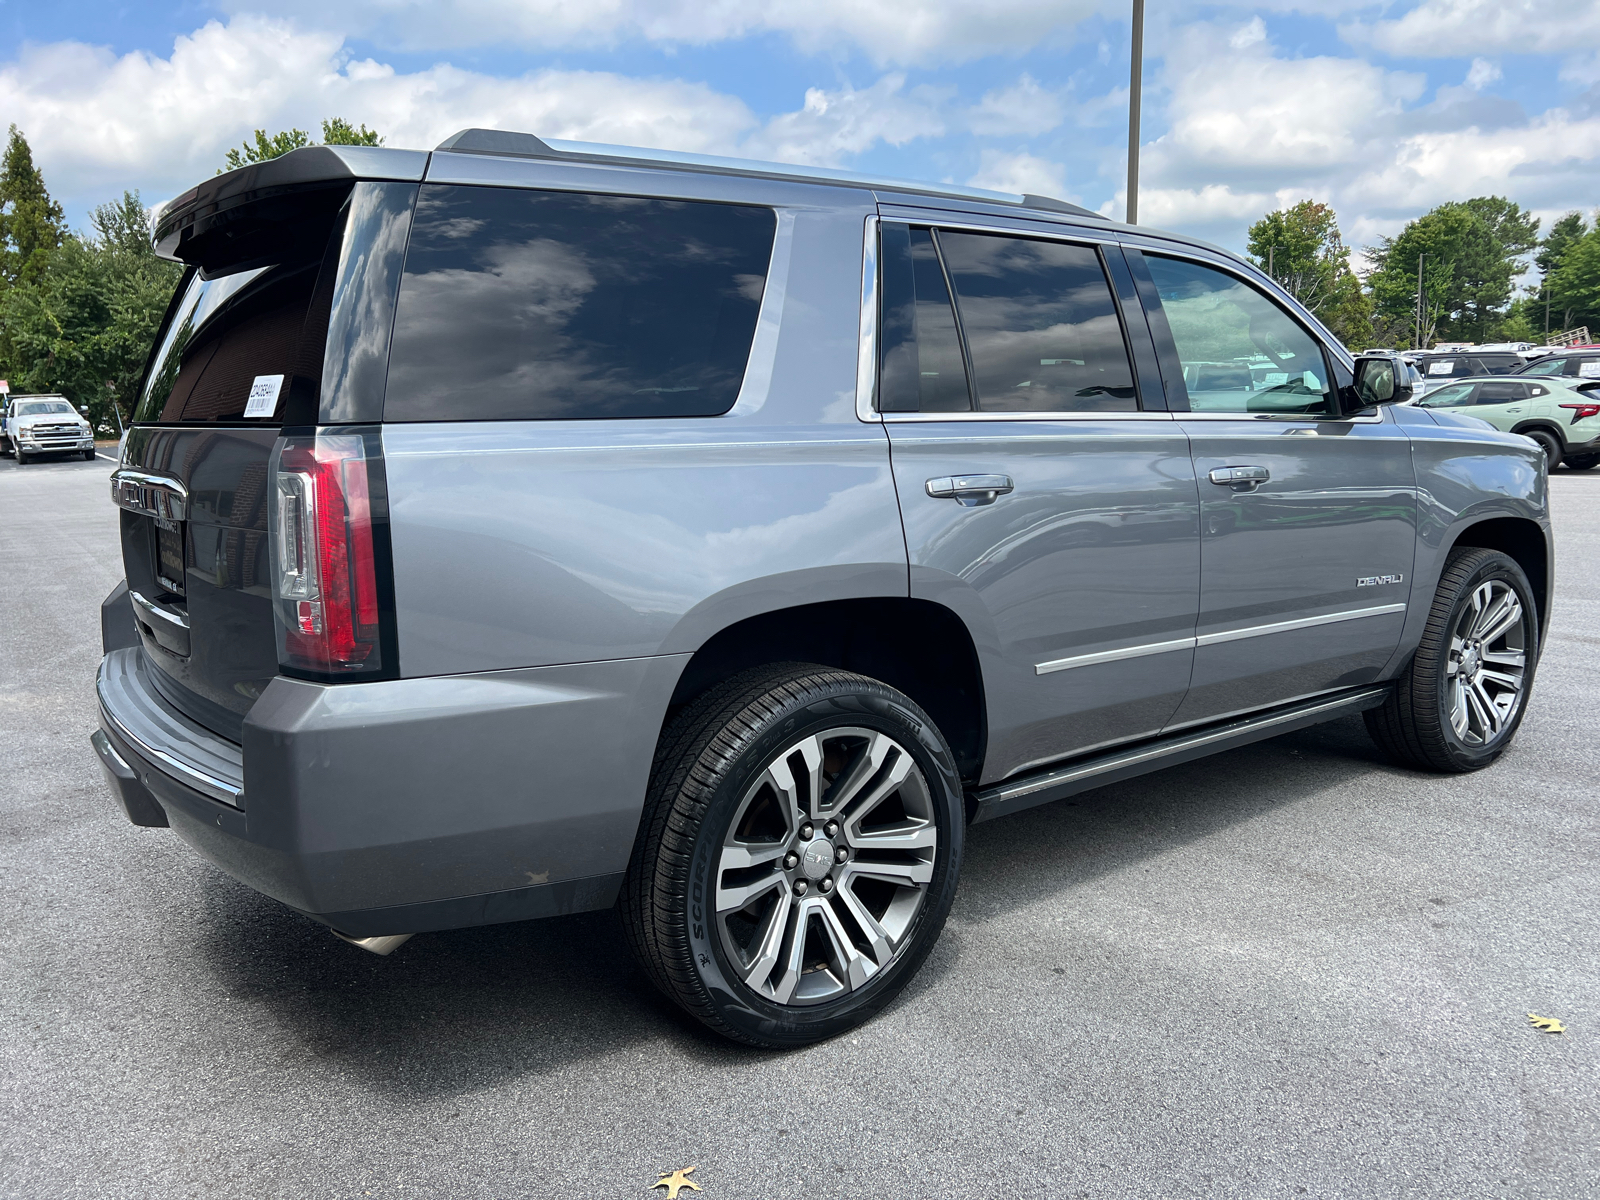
xmin=1559 ymin=402 xmax=1600 ymax=423
xmin=269 ymin=430 xmax=385 ymax=676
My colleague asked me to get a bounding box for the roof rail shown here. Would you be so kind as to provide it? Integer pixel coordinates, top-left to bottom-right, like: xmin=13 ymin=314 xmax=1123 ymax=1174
xmin=433 ymin=128 xmax=1103 ymax=220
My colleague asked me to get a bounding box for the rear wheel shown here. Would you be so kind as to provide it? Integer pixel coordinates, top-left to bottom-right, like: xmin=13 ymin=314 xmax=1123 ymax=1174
xmin=620 ymin=663 xmax=964 ymax=1047
xmin=1562 ymin=454 xmax=1598 ymax=471
xmin=1523 ymin=429 xmax=1563 ymax=470
xmin=1366 ymin=547 xmax=1539 ymax=772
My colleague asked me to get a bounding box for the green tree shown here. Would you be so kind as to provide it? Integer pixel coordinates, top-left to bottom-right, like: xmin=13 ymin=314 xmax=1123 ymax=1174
xmin=1365 ymin=197 xmax=1540 ymax=346
xmin=0 ymin=190 xmax=182 ymax=433
xmin=1245 ymin=199 xmax=1373 ymax=348
xmin=1539 ymin=212 xmax=1593 ymax=335
xmin=1548 ymin=226 xmax=1600 ymax=338
xmin=0 ymin=125 xmax=67 ymax=289
xmin=221 ymin=117 xmax=383 ymax=172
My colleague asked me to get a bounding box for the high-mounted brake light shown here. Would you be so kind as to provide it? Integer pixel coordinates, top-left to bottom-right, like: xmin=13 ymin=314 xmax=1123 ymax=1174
xmin=1559 ymin=402 xmax=1600 ymax=423
xmin=270 ymin=432 xmax=383 ymax=675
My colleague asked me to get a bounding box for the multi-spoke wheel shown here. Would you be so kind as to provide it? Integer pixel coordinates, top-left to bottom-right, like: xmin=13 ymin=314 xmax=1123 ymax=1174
xmin=620 ymin=663 xmax=963 ymax=1047
xmin=1366 ymin=547 xmax=1540 ymax=772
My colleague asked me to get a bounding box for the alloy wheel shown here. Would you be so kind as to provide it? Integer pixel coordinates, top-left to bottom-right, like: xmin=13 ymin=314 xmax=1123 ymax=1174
xmin=715 ymin=727 xmax=937 ymax=1006
xmin=1445 ymin=579 xmax=1529 ymax=747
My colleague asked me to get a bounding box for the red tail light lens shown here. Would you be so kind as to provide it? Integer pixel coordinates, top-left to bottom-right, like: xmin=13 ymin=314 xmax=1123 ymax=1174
xmin=1559 ymin=402 xmax=1600 ymax=423
xmin=270 ymin=432 xmax=384 ymax=675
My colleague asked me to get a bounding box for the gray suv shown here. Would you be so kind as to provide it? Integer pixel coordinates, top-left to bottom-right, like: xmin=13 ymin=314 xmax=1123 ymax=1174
xmin=91 ymin=131 xmax=1552 ymax=1047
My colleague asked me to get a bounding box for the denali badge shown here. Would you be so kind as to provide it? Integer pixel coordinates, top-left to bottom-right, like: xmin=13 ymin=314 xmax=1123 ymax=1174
xmin=1357 ymin=574 xmax=1405 ymax=587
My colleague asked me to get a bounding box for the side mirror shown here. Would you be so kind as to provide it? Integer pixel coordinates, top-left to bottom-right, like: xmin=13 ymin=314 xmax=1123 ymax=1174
xmin=1352 ymin=354 xmax=1414 ymax=408
xmin=79 ymin=405 xmax=90 ymax=416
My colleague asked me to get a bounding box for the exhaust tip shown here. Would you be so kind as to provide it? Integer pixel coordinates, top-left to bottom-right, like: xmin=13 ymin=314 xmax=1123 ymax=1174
xmin=333 ymin=931 xmax=414 ymax=956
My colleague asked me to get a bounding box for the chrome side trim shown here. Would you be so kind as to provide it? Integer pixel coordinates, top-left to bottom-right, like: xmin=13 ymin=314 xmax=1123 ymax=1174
xmin=111 ymin=468 xmax=188 ymax=521
xmin=856 ymin=214 xmax=881 ymax=423
xmin=1196 ymin=603 xmax=1406 ymax=648
xmin=1177 ymin=410 xmax=1386 ymax=424
xmin=972 ymin=685 xmax=1392 ymax=822
xmin=1035 ymin=636 xmax=1194 ymax=676
xmin=129 ymin=589 xmax=190 ymax=630
xmin=1033 ymin=603 xmax=1407 ymax=676
xmin=726 ymin=207 xmax=795 ymax=418
xmin=884 ymin=409 xmax=1175 ymax=423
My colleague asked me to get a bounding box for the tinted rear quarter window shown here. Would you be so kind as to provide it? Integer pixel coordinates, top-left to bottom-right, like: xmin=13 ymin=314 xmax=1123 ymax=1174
xmin=384 ymin=186 xmax=775 ymax=421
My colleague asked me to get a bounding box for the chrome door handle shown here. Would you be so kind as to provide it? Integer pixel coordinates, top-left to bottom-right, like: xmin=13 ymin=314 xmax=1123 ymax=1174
xmin=925 ymin=474 xmax=1015 ymax=507
xmin=1208 ymin=465 xmax=1269 ymax=492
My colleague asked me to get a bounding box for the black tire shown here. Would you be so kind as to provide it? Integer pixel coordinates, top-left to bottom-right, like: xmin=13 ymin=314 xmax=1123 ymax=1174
xmin=1523 ymin=429 xmax=1563 ymax=470
xmin=1365 ymin=547 xmax=1539 ymax=773
xmin=13 ymin=450 xmax=27 ymax=465
xmin=83 ymin=448 xmax=97 ymax=461
xmin=1562 ymin=454 xmax=1598 ymax=471
xmin=620 ymin=662 xmax=964 ymax=1048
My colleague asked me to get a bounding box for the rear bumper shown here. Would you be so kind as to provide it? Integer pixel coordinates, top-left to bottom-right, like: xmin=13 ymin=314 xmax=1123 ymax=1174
xmin=92 ymin=646 xmax=687 ymax=936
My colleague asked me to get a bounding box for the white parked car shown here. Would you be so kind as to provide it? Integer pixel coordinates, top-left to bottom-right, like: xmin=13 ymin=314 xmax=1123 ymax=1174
xmin=1 ymin=395 xmax=97 ymax=463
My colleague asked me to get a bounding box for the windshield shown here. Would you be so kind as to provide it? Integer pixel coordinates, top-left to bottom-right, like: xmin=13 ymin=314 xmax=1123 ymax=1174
xmin=16 ymin=400 xmax=74 ymax=416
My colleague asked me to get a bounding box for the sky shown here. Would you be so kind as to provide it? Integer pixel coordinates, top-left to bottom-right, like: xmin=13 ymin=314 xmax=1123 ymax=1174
xmin=1 ymin=0 xmax=1598 ymax=263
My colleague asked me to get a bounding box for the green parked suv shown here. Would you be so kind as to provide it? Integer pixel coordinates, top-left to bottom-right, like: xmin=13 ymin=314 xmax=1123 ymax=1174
xmin=1418 ymin=376 xmax=1600 ymax=469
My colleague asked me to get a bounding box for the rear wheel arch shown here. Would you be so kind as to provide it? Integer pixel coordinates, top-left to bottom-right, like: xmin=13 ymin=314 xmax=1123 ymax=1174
xmin=1449 ymin=516 xmax=1550 ymax=639
xmin=1510 ymin=419 xmax=1567 ymax=443
xmin=663 ymin=598 xmax=987 ymax=787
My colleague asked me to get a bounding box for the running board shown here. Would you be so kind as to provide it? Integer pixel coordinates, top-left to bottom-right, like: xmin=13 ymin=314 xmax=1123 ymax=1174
xmin=969 ymin=685 xmax=1392 ymax=824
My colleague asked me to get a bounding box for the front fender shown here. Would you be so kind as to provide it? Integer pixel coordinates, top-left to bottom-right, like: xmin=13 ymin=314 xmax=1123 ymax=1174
xmin=1384 ymin=406 xmax=1551 ymax=672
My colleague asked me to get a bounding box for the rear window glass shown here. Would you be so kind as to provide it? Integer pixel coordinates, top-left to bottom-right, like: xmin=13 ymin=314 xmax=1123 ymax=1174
xmin=383 ymin=186 xmax=775 ymax=422
xmin=135 ymin=264 xmax=324 ymax=423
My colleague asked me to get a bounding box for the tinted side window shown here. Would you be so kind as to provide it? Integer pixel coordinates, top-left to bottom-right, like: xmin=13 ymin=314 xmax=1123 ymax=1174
xmin=878 ymin=224 xmax=971 ymax=412
xmin=385 ymin=186 xmax=774 ymax=422
xmin=938 ymin=231 xmax=1137 ymax=413
xmin=1146 ymin=255 xmax=1332 ymax=415
xmin=1477 ymin=380 xmax=1522 ymax=403
xmin=1520 ymin=357 xmax=1562 ymax=376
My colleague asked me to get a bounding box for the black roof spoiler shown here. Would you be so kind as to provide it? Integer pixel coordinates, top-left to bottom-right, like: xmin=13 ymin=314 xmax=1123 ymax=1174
xmin=153 ymin=145 xmax=428 ymax=267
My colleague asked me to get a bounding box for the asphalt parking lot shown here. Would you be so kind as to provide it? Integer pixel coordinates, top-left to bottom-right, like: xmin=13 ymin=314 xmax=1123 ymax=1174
xmin=2 ymin=450 xmax=1597 ymax=1200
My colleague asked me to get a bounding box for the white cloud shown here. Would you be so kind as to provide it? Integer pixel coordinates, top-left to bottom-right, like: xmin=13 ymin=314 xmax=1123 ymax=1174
xmin=0 ymin=18 xmax=953 ymax=213
xmin=967 ymin=150 xmax=1071 ymax=198
xmin=1348 ymin=0 xmax=1600 ymax=59
xmin=213 ymin=0 xmax=1113 ymax=66
xmin=1133 ymin=16 xmax=1600 ymax=251
xmin=1464 ymin=58 xmax=1501 ymax=91
xmin=968 ymin=75 xmax=1067 ymax=137
xmin=742 ymin=75 xmax=946 ymax=166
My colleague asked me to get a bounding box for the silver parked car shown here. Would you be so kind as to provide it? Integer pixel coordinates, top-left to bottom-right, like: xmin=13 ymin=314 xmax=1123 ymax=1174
xmin=92 ymin=132 xmax=1552 ymax=1047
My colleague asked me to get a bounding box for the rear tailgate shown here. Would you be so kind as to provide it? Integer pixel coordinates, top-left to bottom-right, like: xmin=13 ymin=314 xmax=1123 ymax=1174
xmin=113 ymin=160 xmax=419 ymax=740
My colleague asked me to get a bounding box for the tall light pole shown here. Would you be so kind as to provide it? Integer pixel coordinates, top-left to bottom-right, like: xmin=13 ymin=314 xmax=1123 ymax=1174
xmin=1126 ymin=0 xmax=1144 ymax=224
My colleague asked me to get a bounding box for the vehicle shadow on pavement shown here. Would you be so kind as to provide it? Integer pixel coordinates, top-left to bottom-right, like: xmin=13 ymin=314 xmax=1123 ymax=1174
xmin=186 ymin=714 xmax=1407 ymax=1093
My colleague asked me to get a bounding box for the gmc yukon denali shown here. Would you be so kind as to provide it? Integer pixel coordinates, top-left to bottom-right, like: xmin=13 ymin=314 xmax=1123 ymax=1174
xmin=91 ymin=131 xmax=1552 ymax=1047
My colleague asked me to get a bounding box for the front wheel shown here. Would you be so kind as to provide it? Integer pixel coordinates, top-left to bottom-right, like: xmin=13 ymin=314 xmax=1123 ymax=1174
xmin=1523 ymin=429 xmax=1563 ymax=470
xmin=620 ymin=663 xmax=964 ymax=1047
xmin=1366 ymin=547 xmax=1539 ymax=772
xmin=83 ymin=448 xmax=97 ymax=461
xmin=13 ymin=450 xmax=27 ymax=465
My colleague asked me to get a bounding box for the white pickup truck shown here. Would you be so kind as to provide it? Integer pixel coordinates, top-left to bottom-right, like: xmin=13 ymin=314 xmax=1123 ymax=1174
xmin=0 ymin=394 xmax=97 ymax=463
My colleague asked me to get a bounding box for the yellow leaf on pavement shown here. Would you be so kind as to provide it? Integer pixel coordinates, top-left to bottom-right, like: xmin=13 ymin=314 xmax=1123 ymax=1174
xmin=1528 ymin=1013 xmax=1567 ymax=1035
xmin=650 ymin=1166 xmax=702 ymax=1198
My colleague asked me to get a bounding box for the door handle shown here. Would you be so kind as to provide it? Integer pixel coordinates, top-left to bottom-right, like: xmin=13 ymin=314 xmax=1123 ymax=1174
xmin=925 ymin=474 xmax=1015 ymax=507
xmin=1207 ymin=465 xmax=1269 ymax=492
